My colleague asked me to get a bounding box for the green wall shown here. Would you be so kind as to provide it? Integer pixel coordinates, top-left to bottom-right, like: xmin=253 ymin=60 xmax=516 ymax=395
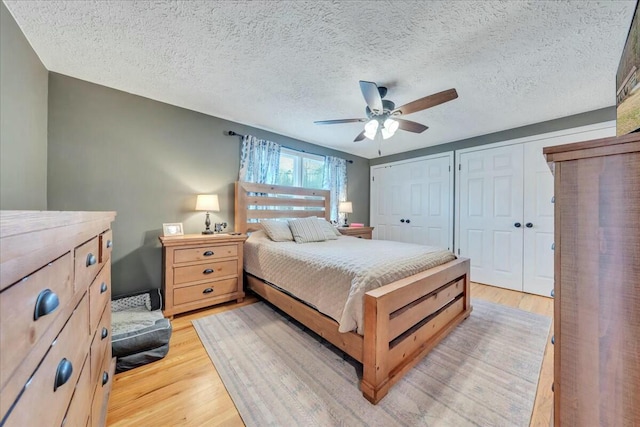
xmin=0 ymin=2 xmax=48 ymax=210
xmin=47 ymin=73 xmax=370 ymax=296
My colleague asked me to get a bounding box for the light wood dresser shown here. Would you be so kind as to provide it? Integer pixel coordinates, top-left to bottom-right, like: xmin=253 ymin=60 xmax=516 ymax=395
xmin=338 ymin=226 xmax=374 ymax=239
xmin=544 ymin=133 xmax=639 ymax=426
xmin=0 ymin=210 xmax=116 ymax=427
xmin=159 ymin=233 xmax=247 ymax=318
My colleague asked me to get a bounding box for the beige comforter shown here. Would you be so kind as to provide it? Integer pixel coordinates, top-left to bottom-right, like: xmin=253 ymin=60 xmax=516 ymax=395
xmin=244 ymin=231 xmax=456 ymax=334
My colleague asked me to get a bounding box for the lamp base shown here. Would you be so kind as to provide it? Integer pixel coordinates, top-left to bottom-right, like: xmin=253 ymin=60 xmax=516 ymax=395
xmin=202 ymin=230 xmax=214 ymax=235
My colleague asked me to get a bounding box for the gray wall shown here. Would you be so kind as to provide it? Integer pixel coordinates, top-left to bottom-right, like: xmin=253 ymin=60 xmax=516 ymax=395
xmin=0 ymin=2 xmax=48 ymax=210
xmin=370 ymin=107 xmax=616 ymax=166
xmin=47 ymin=73 xmax=369 ymax=296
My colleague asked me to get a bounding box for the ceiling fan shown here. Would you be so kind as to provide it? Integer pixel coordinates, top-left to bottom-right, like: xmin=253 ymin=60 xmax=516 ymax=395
xmin=314 ymin=81 xmax=458 ymax=144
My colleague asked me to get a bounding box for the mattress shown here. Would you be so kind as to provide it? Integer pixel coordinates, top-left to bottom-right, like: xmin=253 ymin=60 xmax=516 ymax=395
xmin=244 ymin=231 xmax=456 ymax=334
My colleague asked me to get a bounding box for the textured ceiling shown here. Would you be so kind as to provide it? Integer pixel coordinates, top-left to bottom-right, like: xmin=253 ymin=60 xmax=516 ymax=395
xmin=4 ymin=1 xmax=636 ymax=158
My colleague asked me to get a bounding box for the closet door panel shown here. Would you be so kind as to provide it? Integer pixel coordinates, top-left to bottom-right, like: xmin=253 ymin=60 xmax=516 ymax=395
xmin=459 ymin=144 xmax=524 ymax=291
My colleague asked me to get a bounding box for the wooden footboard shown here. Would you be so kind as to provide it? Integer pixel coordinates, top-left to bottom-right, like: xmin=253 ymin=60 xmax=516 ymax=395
xmin=361 ymin=257 xmax=471 ymax=403
xmin=245 ymin=257 xmax=471 ymax=404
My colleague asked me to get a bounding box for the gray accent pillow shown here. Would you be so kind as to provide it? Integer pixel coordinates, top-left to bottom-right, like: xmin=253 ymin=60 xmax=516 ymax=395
xmin=261 ymin=219 xmax=294 ymax=242
xmin=316 ymin=218 xmax=340 ymax=240
xmin=288 ymin=217 xmax=327 ymax=243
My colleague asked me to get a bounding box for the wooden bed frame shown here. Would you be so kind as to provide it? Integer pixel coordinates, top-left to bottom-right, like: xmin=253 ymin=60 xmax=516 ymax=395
xmin=235 ymin=181 xmax=472 ymax=404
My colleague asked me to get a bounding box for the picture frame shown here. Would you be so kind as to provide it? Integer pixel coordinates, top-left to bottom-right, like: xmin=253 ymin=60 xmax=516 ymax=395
xmin=162 ymin=222 xmax=184 ymax=236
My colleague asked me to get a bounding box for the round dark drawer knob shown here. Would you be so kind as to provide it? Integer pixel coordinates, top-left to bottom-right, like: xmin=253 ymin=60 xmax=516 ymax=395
xmin=514 ymin=222 xmax=522 ymax=228
xmin=551 ymin=289 xmax=555 ymax=298
xmin=525 ymin=222 xmax=533 ymax=228
xmin=400 ymin=219 xmax=405 ymax=223
xmin=551 ymin=335 xmax=555 ymax=345
xmin=406 ymin=219 xmax=411 ymax=224
xmin=101 ymin=327 xmax=109 ymax=340
xmin=102 ymin=371 xmax=109 ymax=386
xmin=203 ymin=287 xmax=214 ymax=294
xmin=54 ymin=358 xmax=73 ymax=391
xmin=100 ymin=282 xmax=108 ymax=294
xmin=203 ymin=269 xmax=214 ymax=274
xmin=106 ymin=240 xmax=113 ymax=248
xmin=34 ymin=288 xmax=60 ymax=321
xmin=86 ymin=253 xmax=97 ymax=267
xmin=203 ymin=251 xmax=214 ymax=256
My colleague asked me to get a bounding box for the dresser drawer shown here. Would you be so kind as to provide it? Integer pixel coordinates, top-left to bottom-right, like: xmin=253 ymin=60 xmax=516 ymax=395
xmin=174 ymin=260 xmax=237 ymax=285
xmin=99 ymin=230 xmax=113 ymax=264
xmin=2 ymin=294 xmax=89 ymax=427
xmin=174 ymin=244 xmax=237 ymax=263
xmin=88 ymin=264 xmax=110 ymax=333
xmin=0 ymin=252 xmax=73 ymax=393
xmin=61 ymin=355 xmax=91 ymax=427
xmin=91 ymin=347 xmax=114 ymax=427
xmin=173 ymin=278 xmax=238 ymax=306
xmin=89 ymin=301 xmax=111 ymax=390
xmin=75 ymin=237 xmax=101 ymax=294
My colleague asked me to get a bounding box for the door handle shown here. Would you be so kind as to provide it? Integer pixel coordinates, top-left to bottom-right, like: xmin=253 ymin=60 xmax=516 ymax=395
xmin=405 ymin=219 xmax=411 ymax=224
xmin=525 ymin=222 xmax=533 ymax=228
xmin=400 ymin=219 xmax=405 ymax=223
xmin=514 ymin=222 xmax=522 ymax=228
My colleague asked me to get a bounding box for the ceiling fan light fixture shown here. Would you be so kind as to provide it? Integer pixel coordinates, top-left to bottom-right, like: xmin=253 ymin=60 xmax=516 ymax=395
xmin=381 ymin=118 xmax=399 ymax=139
xmin=364 ymin=119 xmax=379 ymax=140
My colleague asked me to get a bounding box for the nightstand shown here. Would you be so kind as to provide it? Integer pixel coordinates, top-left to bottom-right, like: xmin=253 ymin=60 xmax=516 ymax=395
xmin=338 ymin=226 xmax=374 ymax=239
xmin=159 ymin=233 xmax=247 ymax=318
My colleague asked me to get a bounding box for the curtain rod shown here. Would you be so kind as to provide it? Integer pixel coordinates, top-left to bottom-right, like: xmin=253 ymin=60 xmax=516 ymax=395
xmin=226 ymin=130 xmax=354 ymax=164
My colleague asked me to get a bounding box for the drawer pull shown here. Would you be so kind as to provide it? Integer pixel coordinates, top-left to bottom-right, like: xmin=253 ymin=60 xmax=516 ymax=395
xmin=106 ymin=239 xmax=113 ymax=248
xmin=54 ymin=358 xmax=73 ymax=391
xmin=357 ymin=236 xmax=363 ymax=238
xmin=100 ymin=282 xmax=108 ymax=294
xmin=551 ymin=335 xmax=555 ymax=345
xmin=86 ymin=253 xmax=97 ymax=267
xmin=102 ymin=371 xmax=109 ymax=386
xmin=34 ymin=288 xmax=60 ymax=321
xmin=101 ymin=327 xmax=109 ymax=340
xmin=203 ymin=287 xmax=214 ymax=294
xmin=551 ymin=289 xmax=555 ymax=298
xmin=203 ymin=269 xmax=214 ymax=274
xmin=203 ymin=251 xmax=214 ymax=256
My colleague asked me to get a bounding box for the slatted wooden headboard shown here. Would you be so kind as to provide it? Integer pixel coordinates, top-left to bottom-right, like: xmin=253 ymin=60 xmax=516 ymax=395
xmin=234 ymin=181 xmax=331 ymax=233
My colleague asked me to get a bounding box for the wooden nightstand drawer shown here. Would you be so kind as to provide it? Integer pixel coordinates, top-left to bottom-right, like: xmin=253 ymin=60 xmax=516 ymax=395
xmin=159 ymin=234 xmax=247 ymax=317
xmin=75 ymin=237 xmax=101 ymax=294
xmin=173 ymin=278 xmax=238 ymax=305
xmin=338 ymin=226 xmax=374 ymax=239
xmin=174 ymin=259 xmax=237 ymax=285
xmin=99 ymin=230 xmax=113 ymax=264
xmin=174 ymin=244 xmax=238 ymax=263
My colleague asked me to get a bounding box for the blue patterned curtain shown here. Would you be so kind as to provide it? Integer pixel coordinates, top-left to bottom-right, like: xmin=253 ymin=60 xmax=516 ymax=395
xmin=239 ymin=135 xmax=281 ymax=183
xmin=322 ymin=156 xmax=347 ymax=223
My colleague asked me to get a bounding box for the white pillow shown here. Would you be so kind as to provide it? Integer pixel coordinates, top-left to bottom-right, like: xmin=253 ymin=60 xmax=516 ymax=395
xmin=316 ymin=218 xmax=339 ymax=240
xmin=288 ymin=217 xmax=327 ymax=243
xmin=260 ymin=220 xmax=293 ymax=242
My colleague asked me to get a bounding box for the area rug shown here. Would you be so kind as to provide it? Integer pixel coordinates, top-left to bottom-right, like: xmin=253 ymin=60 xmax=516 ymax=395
xmin=193 ymin=299 xmax=551 ymax=427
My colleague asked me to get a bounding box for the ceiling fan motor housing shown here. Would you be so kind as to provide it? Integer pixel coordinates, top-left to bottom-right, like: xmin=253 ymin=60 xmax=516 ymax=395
xmin=366 ymin=99 xmax=396 ymax=119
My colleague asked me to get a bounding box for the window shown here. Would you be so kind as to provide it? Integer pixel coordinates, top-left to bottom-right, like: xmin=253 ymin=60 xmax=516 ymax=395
xmin=276 ymin=148 xmax=325 ymax=189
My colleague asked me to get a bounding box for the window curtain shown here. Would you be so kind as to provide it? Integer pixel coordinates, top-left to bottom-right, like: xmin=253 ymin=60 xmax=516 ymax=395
xmin=238 ymin=135 xmax=281 ymax=184
xmin=322 ymin=156 xmax=347 ymax=223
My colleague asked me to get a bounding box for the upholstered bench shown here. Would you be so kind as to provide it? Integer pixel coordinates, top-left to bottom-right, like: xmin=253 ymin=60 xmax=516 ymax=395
xmin=111 ymin=289 xmax=172 ymax=373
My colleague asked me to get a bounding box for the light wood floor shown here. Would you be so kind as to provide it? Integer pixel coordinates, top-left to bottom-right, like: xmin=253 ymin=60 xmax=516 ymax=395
xmin=107 ymin=283 xmax=554 ymax=426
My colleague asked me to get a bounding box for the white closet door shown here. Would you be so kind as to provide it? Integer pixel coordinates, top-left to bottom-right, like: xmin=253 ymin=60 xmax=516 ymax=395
xmin=370 ymin=153 xmax=453 ymax=248
xmin=458 ymin=144 xmax=524 ymax=291
xmin=522 ymin=139 xmax=556 ymax=296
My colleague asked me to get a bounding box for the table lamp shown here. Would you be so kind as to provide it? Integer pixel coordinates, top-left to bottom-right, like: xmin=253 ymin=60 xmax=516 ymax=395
xmin=339 ymin=201 xmax=353 ymax=227
xmin=195 ymin=194 xmax=220 ymax=234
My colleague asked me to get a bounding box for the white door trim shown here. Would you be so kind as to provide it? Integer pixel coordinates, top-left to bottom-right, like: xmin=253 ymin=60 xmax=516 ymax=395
xmin=370 ymin=151 xmax=454 ymax=249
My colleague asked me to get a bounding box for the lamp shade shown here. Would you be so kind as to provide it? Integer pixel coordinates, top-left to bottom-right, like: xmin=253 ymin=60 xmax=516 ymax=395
xmin=195 ymin=194 xmax=220 ymax=212
xmin=338 ymin=201 xmax=353 ymax=214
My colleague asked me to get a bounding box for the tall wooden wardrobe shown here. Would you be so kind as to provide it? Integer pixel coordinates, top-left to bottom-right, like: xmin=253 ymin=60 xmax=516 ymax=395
xmin=543 ymin=133 xmax=639 ymax=426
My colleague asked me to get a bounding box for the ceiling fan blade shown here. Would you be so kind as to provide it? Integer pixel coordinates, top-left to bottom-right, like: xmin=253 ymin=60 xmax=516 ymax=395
xmin=354 ymin=130 xmax=367 ymax=142
xmin=359 ymin=80 xmax=383 ymax=114
xmin=314 ymin=118 xmax=367 ymax=125
xmin=396 ymin=118 xmax=429 ymax=133
xmin=392 ymin=88 xmax=458 ymax=116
